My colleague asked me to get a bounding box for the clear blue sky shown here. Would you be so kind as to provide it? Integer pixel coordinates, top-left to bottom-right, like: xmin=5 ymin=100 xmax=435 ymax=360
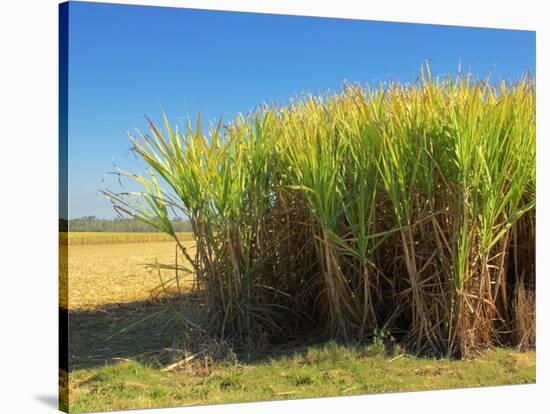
xmin=65 ymin=1 xmax=535 ymax=219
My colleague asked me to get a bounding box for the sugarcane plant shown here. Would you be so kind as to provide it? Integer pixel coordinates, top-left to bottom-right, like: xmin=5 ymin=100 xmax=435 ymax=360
xmin=103 ymin=66 xmax=535 ymax=358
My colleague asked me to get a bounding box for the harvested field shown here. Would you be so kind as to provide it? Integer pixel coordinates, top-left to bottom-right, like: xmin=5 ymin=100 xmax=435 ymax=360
xmin=64 ymin=235 xmax=195 ymax=370
xmin=64 ymin=239 xmax=194 ymax=310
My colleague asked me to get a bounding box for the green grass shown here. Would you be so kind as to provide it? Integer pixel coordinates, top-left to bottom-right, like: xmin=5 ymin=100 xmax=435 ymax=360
xmin=67 ymin=344 xmax=535 ymax=413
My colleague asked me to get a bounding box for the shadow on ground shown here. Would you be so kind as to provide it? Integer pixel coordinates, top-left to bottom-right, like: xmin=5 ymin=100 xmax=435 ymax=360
xmin=68 ymin=293 xmax=203 ymax=370
xmin=68 ymin=291 xmax=330 ymax=372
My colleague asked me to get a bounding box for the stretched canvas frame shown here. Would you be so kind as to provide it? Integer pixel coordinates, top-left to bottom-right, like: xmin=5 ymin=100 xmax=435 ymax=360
xmin=58 ymin=2 xmax=536 ymax=412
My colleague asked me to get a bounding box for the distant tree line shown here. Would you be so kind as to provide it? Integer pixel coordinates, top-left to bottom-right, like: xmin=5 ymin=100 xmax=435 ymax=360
xmin=60 ymin=216 xmax=192 ymax=232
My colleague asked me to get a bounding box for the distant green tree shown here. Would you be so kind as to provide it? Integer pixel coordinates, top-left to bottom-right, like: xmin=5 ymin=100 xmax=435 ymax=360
xmin=67 ymin=216 xmax=192 ymax=232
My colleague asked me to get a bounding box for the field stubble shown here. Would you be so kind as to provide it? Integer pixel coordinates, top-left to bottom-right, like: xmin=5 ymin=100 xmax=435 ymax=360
xmin=63 ymin=236 xmax=194 ymax=310
xmin=63 ymin=233 xmax=195 ymax=369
